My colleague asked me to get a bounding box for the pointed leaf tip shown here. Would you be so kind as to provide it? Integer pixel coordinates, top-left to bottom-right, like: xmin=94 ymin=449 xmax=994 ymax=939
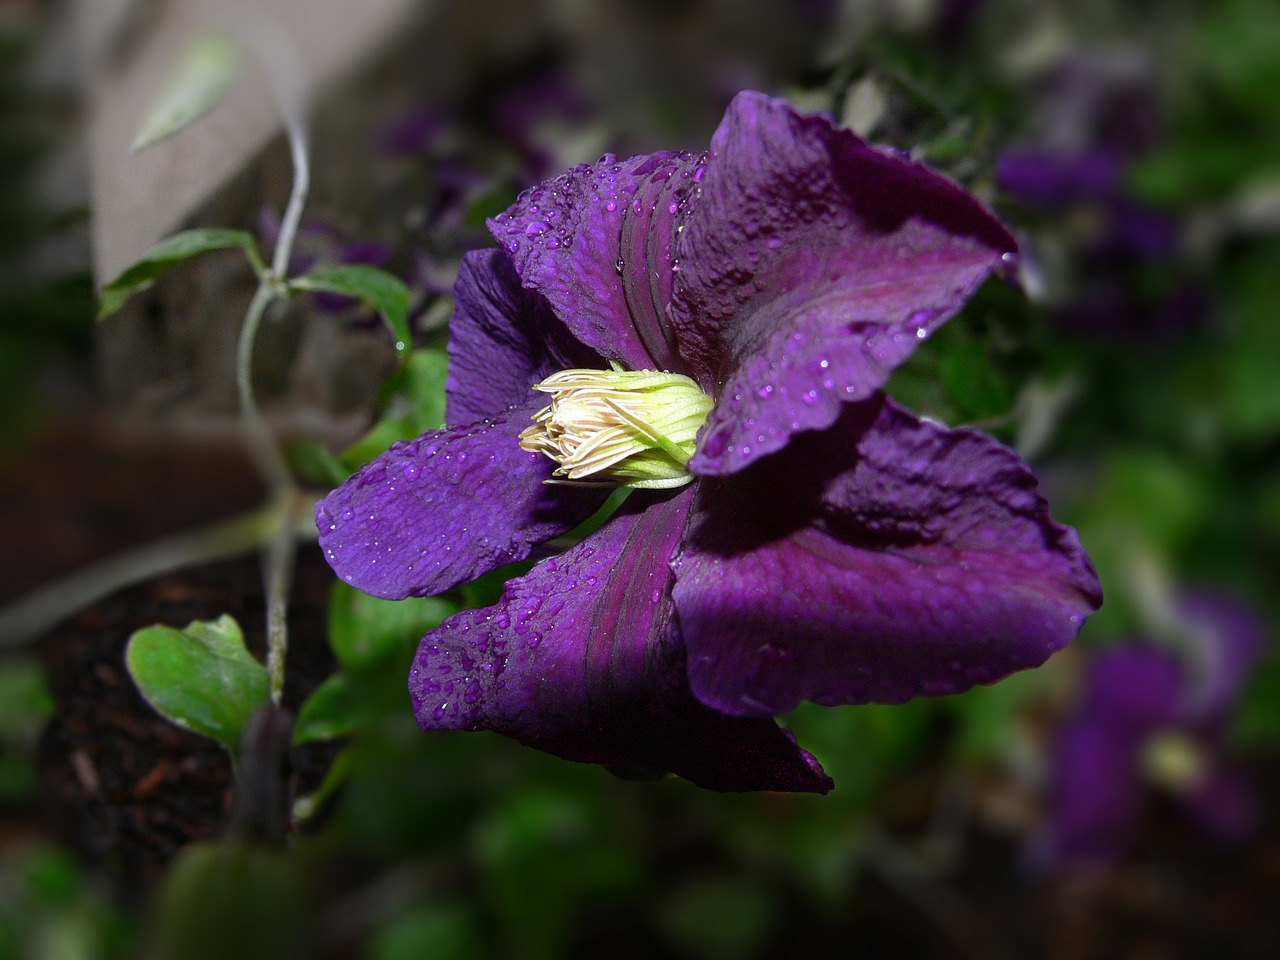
xmin=291 ymin=264 xmax=412 ymax=354
xmin=130 ymin=31 xmax=242 ymax=154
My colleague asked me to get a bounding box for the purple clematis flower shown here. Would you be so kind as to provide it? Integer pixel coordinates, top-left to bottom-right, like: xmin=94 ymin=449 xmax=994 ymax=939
xmin=1039 ymin=591 xmax=1265 ymax=870
xmin=316 ymin=92 xmax=1102 ymax=793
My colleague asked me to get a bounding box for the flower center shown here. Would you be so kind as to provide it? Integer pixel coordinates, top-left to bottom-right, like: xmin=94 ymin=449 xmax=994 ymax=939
xmin=518 ymin=365 xmax=713 ymax=489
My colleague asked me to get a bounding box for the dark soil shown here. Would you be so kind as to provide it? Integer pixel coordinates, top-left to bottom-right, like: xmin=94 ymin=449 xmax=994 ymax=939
xmin=4 ymin=418 xmax=337 ymax=901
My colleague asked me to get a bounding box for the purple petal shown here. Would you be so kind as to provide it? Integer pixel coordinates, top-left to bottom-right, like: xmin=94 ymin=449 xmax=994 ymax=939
xmin=1039 ymin=718 xmax=1143 ymax=870
xmin=316 ymin=404 xmax=605 ymax=599
xmin=673 ymin=394 xmax=1101 ymax=716
xmin=409 ymin=486 xmax=832 ymax=793
xmin=1082 ymin=646 xmax=1182 ymax=733
xmin=446 ymin=249 xmax=599 ymax=425
xmin=487 ymin=150 xmax=705 ymax=373
xmin=675 ymin=92 xmax=1016 ymax=476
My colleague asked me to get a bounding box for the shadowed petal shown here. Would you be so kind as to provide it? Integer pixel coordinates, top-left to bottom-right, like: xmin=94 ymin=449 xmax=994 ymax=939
xmin=409 ymin=486 xmax=832 ymax=793
xmin=1039 ymin=718 xmax=1143 ymax=869
xmin=447 ymin=248 xmax=599 ymax=425
xmin=316 ymin=402 xmax=606 ymax=600
xmin=676 ymin=92 xmax=1016 ymax=476
xmin=488 ymin=150 xmax=705 ymax=373
xmin=674 ymin=394 xmax=1101 ymax=716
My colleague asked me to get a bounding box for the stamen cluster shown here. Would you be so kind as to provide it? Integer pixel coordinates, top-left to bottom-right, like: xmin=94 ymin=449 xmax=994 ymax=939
xmin=519 ymin=367 xmax=713 ymax=489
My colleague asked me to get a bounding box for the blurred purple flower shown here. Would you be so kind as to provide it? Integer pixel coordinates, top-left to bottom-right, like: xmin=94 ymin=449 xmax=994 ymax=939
xmin=316 ymin=92 xmax=1101 ymax=792
xmin=997 ymin=149 xmax=1123 ymax=211
xmin=1040 ymin=591 xmax=1266 ymax=870
xmin=378 ymin=106 xmax=448 ymax=157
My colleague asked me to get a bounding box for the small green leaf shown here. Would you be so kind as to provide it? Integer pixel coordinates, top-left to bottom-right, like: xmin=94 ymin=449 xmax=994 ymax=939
xmin=99 ymin=228 xmax=264 ymax=319
xmin=125 ymin=615 xmax=270 ymax=748
xmin=341 ymin=347 xmax=449 ymax=469
xmin=327 ymin=582 xmax=457 ymax=672
xmin=291 ymin=265 xmax=412 ymax=353
xmin=130 ymin=31 xmax=242 ymax=153
xmin=292 ymin=673 xmax=370 ymax=745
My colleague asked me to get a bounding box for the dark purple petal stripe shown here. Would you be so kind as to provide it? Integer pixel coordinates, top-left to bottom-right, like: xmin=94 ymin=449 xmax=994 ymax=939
xmin=409 ymin=485 xmax=832 ymax=792
xmin=316 ymin=404 xmax=606 ymax=600
xmin=675 ymin=91 xmax=1017 ymax=476
xmin=446 ymin=249 xmax=599 ymax=426
xmin=674 ymin=394 xmax=1102 ymax=716
xmin=488 ymin=151 xmax=703 ymax=374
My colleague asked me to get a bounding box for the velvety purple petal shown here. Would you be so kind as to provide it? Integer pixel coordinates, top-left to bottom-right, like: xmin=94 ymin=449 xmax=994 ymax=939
xmin=316 ymin=403 xmax=606 ymax=599
xmin=673 ymin=394 xmax=1101 ymax=716
xmin=1038 ymin=718 xmax=1143 ymax=870
xmin=446 ymin=249 xmax=599 ymax=425
xmin=674 ymin=92 xmax=1016 ymax=476
xmin=488 ymin=150 xmax=705 ymax=373
xmin=1176 ymin=764 xmax=1259 ymax=845
xmin=409 ymin=486 xmax=832 ymax=793
xmin=1083 ymin=646 xmax=1182 ymax=734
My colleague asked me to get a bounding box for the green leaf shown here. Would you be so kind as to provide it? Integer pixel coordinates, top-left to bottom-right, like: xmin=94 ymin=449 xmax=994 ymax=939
xmin=98 ymin=228 xmax=263 ymax=319
xmin=152 ymin=839 xmax=306 ymax=960
xmin=292 ymin=673 xmax=370 ymax=745
xmin=327 ymin=582 xmax=457 ymax=672
xmin=0 ymin=659 xmax=54 ymax=735
xmin=130 ymin=31 xmax=242 ymax=153
xmin=291 ymin=265 xmax=412 ymax=354
xmin=125 ymin=615 xmax=270 ymax=749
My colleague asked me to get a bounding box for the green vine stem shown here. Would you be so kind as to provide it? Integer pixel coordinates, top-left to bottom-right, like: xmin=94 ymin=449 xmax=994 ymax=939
xmin=0 ymin=17 xmax=313 ymax=716
xmin=0 ymin=499 xmax=312 ymax=650
xmin=233 ymin=12 xmax=312 ymax=706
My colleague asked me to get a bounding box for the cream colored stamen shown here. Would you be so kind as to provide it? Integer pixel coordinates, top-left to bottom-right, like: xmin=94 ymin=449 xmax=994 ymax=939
xmin=519 ymin=365 xmax=713 ymax=489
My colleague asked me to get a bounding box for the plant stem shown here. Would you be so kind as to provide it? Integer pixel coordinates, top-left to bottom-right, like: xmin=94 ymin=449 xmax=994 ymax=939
xmin=233 ymin=12 xmax=312 ymax=705
xmin=0 ymin=502 xmax=305 ymax=649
